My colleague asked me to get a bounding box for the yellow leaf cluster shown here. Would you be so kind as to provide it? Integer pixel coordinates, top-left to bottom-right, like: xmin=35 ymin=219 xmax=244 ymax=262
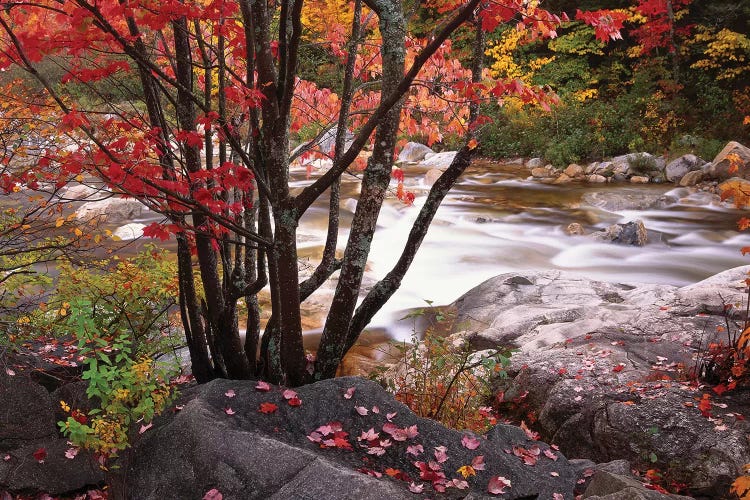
xmin=301 ymin=0 xmax=354 ymax=41
xmin=690 ymin=28 xmax=750 ymax=81
xmin=486 ymin=29 xmax=553 ymax=83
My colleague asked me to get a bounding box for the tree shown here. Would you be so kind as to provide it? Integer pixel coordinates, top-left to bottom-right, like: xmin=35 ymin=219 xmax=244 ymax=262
xmin=0 ymin=0 xmax=623 ymax=386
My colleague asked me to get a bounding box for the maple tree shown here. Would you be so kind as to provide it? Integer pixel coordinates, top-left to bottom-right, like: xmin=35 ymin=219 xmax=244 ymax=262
xmin=0 ymin=0 xmax=624 ymax=386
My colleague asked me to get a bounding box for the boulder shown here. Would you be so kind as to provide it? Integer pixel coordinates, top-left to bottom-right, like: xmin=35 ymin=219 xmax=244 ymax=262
xmin=397 ymin=142 xmax=434 ymax=163
xmin=527 ymin=157 xmax=545 ymax=169
xmin=678 ymin=170 xmax=704 ymax=187
xmin=113 ymin=222 xmax=146 ymax=240
xmin=0 ymin=372 xmax=57 ymax=452
xmin=451 ymin=266 xmax=750 ymax=496
xmin=127 ymin=377 xmax=583 ymax=499
xmin=591 ymin=220 xmax=648 ymax=246
xmin=0 ymin=372 xmax=104 ymax=495
xmin=717 ymin=177 xmax=750 ymax=207
xmin=665 ymin=154 xmax=704 ymax=182
xmin=564 ymin=164 xmax=585 ymax=178
xmin=553 ymin=173 xmax=574 ymax=185
xmin=423 ymin=168 xmax=443 ymax=187
xmin=707 ymin=141 xmax=750 ymax=180
xmin=531 ymin=166 xmax=552 ymax=178
xmin=59 ymin=184 xmax=105 ymax=201
xmin=419 ymin=151 xmax=457 ymax=169
xmin=587 ymin=174 xmax=607 ymax=184
xmin=75 ymin=197 xmax=146 ymax=223
xmin=629 ymin=176 xmax=649 ymax=184
xmin=565 ymin=223 xmax=586 ymax=236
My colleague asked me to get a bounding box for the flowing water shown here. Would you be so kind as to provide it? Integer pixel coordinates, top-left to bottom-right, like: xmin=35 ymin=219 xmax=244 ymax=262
xmin=49 ymin=160 xmax=750 ymax=344
xmin=292 ymin=160 xmax=750 ymax=341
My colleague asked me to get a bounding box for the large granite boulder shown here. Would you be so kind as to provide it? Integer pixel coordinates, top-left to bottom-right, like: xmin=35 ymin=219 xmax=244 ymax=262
xmin=706 ymin=141 xmax=750 ymax=181
xmin=0 ymin=372 xmax=104 ymax=495
xmin=126 ymin=377 xmax=583 ymax=499
xmin=398 ymin=142 xmax=434 ymax=163
xmin=75 ymin=197 xmax=146 ymax=223
xmin=420 ymin=151 xmax=458 ymax=169
xmin=452 ymin=267 xmax=750 ymax=496
xmin=665 ymin=154 xmax=706 ymax=183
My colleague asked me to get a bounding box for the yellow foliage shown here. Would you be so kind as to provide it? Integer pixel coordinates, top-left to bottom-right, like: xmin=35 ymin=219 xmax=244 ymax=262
xmin=301 ymin=0 xmax=354 ymax=41
xmin=486 ymin=29 xmax=553 ymax=85
xmin=573 ymin=88 xmax=598 ymax=102
xmin=690 ymin=28 xmax=750 ymax=81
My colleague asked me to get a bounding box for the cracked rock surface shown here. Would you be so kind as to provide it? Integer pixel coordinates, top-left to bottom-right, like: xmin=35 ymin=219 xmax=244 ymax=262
xmin=452 ymin=267 xmax=750 ymax=497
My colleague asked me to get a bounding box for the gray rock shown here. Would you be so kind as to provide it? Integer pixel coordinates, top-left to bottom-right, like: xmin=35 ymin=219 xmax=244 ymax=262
xmin=451 ymin=266 xmax=750 ymax=495
xmin=565 ymin=164 xmax=585 ymax=178
xmin=678 ymin=170 xmax=704 ymax=187
xmin=583 ymin=470 xmax=692 ymax=499
xmin=113 ymin=222 xmax=146 ymax=240
xmin=707 ymin=141 xmax=750 ymax=180
xmin=0 ymin=373 xmax=56 ymax=452
xmin=665 ymin=154 xmax=704 ymax=182
xmin=75 ymin=197 xmax=146 ymax=223
xmin=397 ymin=142 xmax=434 ymax=163
xmin=580 ymin=191 xmax=674 ymax=211
xmin=565 ymin=223 xmax=586 ymax=235
xmin=0 ymin=438 xmax=104 ymax=495
xmin=591 ymin=220 xmax=648 ymax=246
xmin=423 ymin=168 xmax=443 ymax=187
xmin=420 ymin=151 xmax=457 ymax=169
xmin=587 ymin=174 xmax=608 ymax=183
xmin=127 ymin=377 xmax=581 ymax=499
xmin=527 ymin=157 xmax=545 ymax=169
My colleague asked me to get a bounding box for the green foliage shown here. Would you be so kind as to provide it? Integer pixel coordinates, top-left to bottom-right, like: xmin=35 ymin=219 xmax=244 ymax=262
xmin=373 ymin=304 xmax=510 ymax=432
xmin=58 ymin=310 xmax=175 ymax=457
xmin=627 ymin=153 xmax=658 ymax=175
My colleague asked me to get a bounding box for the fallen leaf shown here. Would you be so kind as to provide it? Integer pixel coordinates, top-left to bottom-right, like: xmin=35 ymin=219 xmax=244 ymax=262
xmin=259 ymin=402 xmax=278 ymax=414
xmin=386 ymin=412 xmax=397 ymax=421
xmin=457 ymin=465 xmax=476 ymax=478
xmin=3 ymin=454 xmax=10 ymax=462
xmin=224 ymin=407 xmax=236 ymax=415
xmin=202 ymin=488 xmax=223 ymax=500
xmin=553 ymin=493 xmax=564 ymax=500
xmin=544 ymin=449 xmax=559 ymax=461
xmin=5 ymin=368 xmax=15 ymax=376
xmin=139 ymin=423 xmax=154 ymax=434
xmin=32 ymin=448 xmax=47 ymax=463
xmin=344 ymin=387 xmax=355 ymax=399
xmin=355 ymin=406 xmax=368 ymax=416
xmin=287 ymin=396 xmax=302 ymax=407
xmin=471 ymin=455 xmax=486 ymax=470
xmin=64 ymin=447 xmax=79 ymax=459
xmin=406 ymin=444 xmax=424 ymax=456
xmin=488 ymin=476 xmax=511 ymax=495
xmin=550 ymin=471 xmax=559 ymax=477
xmin=434 ymin=446 xmax=448 ymax=463
xmin=448 ymin=478 xmax=469 ymax=489
xmin=225 ymin=389 xmax=236 ymax=398
xmin=613 ymin=364 xmax=625 ymax=373
xmin=282 ymin=389 xmax=297 ymax=400
xmin=372 ymin=406 xmax=380 ymax=414
xmin=461 ymin=434 xmax=481 ymax=450
xmin=408 ymin=482 xmax=424 ymax=493
xmin=255 ymin=381 xmax=271 ymax=392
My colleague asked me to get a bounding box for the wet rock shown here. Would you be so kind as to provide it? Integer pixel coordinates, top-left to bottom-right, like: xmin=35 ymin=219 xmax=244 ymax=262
xmin=587 ymin=174 xmax=607 ymax=183
xmin=565 ymin=223 xmax=586 ymax=236
xmin=592 ymin=220 xmax=648 ymax=246
xmin=0 ymin=372 xmax=56 ymax=452
xmin=564 ymin=164 xmax=585 ymax=178
xmin=531 ymin=166 xmax=552 ymax=178
xmin=665 ymin=154 xmax=705 ymax=182
xmin=629 ymin=176 xmax=650 ymax=184
xmin=707 ymin=141 xmax=750 ymax=180
xmin=678 ymin=170 xmax=704 ymax=187
xmin=553 ymin=173 xmax=574 ymax=184
xmin=75 ymin=197 xmax=146 ymax=223
xmin=419 ymin=151 xmax=457 ymax=169
xmin=397 ymin=142 xmax=433 ymax=163
xmin=583 ymin=469 xmax=693 ymax=499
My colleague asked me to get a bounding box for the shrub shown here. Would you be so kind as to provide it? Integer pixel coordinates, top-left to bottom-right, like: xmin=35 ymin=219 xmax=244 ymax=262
xmin=627 ymin=153 xmax=658 ymax=175
xmin=372 ymin=304 xmax=510 ymax=432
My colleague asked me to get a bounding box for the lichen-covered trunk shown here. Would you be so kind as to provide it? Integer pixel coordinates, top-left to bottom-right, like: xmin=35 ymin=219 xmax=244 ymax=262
xmin=314 ymin=0 xmax=406 ymax=380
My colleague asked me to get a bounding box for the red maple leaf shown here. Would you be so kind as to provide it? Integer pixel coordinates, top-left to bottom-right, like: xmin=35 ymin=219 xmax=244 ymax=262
xmin=259 ymin=402 xmax=278 ymax=414
xmin=32 ymin=448 xmax=47 ymax=463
